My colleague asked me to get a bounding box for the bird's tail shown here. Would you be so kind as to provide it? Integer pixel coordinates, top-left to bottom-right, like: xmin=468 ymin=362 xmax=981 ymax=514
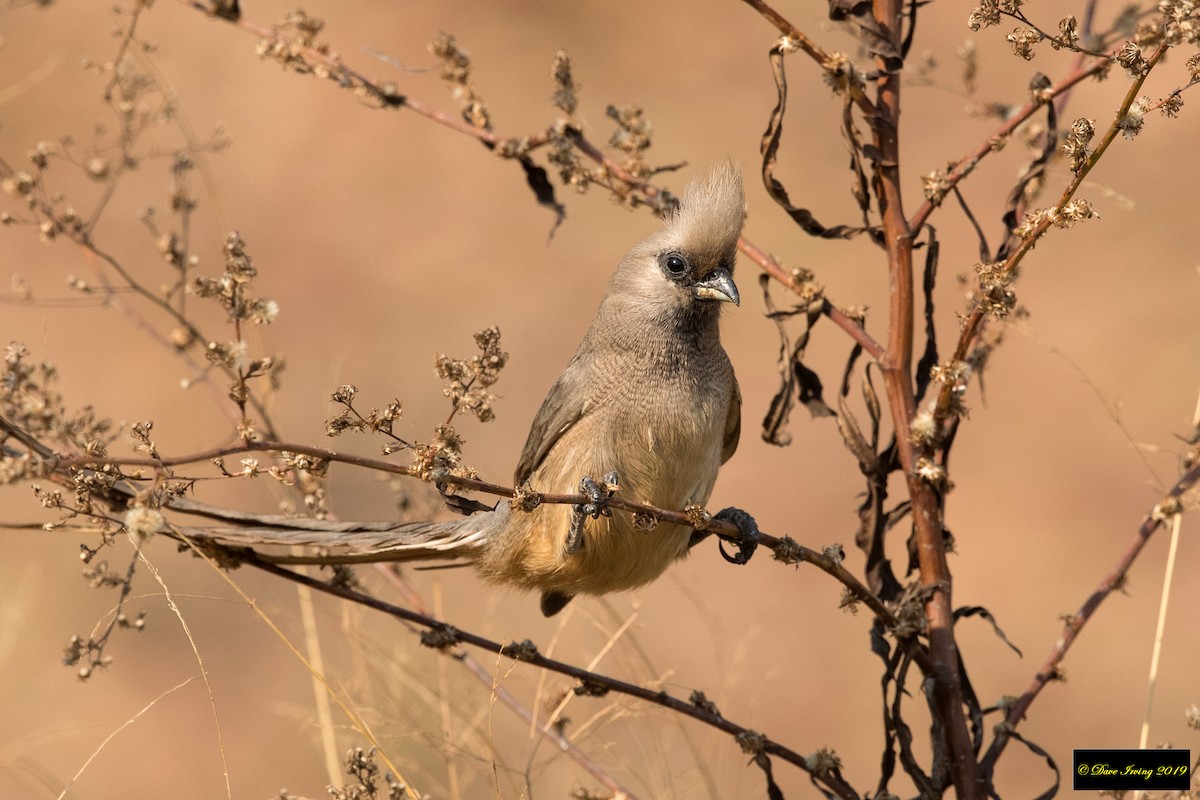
xmin=176 ymin=513 xmax=491 ymax=565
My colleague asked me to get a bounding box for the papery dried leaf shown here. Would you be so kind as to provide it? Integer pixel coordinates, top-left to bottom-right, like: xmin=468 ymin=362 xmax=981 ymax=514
xmin=761 ymin=44 xmax=873 ymax=241
xmin=954 ymin=605 xmax=1023 ymax=657
xmin=997 ymin=101 xmax=1058 ymax=261
xmin=913 ymin=229 xmax=940 ymax=403
xmin=759 ymin=276 xmax=832 ymax=446
xmin=1005 ymin=732 xmax=1060 ymax=800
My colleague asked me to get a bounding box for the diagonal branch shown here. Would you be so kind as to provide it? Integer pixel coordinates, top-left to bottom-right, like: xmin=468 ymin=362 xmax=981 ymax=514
xmin=241 ymin=551 xmax=865 ymax=799
xmin=980 ymin=461 xmax=1200 ymax=774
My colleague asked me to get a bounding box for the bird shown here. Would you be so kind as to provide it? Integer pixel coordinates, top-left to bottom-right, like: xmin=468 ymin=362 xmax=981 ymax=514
xmin=193 ymin=161 xmax=746 ymax=616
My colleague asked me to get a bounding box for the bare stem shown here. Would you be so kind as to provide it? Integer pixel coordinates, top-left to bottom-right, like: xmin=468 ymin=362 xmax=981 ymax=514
xmin=981 ymin=461 xmax=1200 ymax=774
xmin=241 ymin=552 xmax=863 ymax=799
xmin=869 ymin=0 xmax=979 ymax=795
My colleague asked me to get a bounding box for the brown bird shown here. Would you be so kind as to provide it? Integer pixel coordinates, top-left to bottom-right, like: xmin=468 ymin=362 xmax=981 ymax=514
xmin=195 ymin=161 xmax=746 ymax=616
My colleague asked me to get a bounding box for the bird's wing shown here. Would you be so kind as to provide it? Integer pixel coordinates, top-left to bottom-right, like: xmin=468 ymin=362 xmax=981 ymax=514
xmin=514 ymin=358 xmax=594 ymax=484
xmin=721 ymin=375 xmax=741 ymax=465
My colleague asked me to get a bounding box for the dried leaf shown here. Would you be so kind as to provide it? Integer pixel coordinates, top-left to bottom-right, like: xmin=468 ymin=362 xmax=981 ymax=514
xmin=913 ymin=228 xmax=940 ymax=403
xmin=760 ymin=275 xmax=831 ymax=446
xmin=761 ymin=43 xmax=873 ymax=241
xmin=997 ymin=101 xmax=1058 ymax=261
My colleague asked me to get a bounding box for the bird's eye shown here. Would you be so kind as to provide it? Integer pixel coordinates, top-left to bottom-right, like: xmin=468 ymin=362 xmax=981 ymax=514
xmin=664 ymin=254 xmax=688 ymax=275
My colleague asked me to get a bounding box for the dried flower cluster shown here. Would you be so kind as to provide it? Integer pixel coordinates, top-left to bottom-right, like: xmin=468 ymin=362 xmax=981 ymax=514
xmin=921 ymin=168 xmax=953 ymax=205
xmin=429 ymin=32 xmax=491 ymax=131
xmin=435 ymin=326 xmax=508 ymax=423
xmin=1060 ymin=117 xmax=1095 ymax=173
xmin=1116 ymin=41 xmax=1150 ymax=77
xmin=325 ymin=746 xmax=407 ymax=800
xmin=550 ymin=50 xmax=578 ymax=117
xmin=190 ymin=232 xmax=279 ymax=325
xmin=1116 ymin=95 xmax=1152 ymax=137
xmin=968 ymin=1 xmax=1024 ymax=32
xmin=1 ymin=345 xmax=116 ymax=472
xmin=930 ymin=360 xmax=973 ymax=421
xmin=1050 ymin=15 xmax=1080 ymax=50
xmin=326 ymin=386 xmax=405 ymax=442
xmin=1005 ymin=26 xmax=1044 ymax=60
xmin=256 ymin=11 xmax=403 ymax=108
xmin=606 ymin=104 xmax=654 ymax=179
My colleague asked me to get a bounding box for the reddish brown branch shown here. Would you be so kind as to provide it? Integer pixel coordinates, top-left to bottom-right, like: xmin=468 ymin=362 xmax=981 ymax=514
xmin=907 ymin=54 xmax=1112 ymax=233
xmin=868 ymin=0 xmax=980 ymax=795
xmin=376 ymin=566 xmax=641 ymax=799
xmin=934 ymin=41 xmax=1169 ymax=430
xmin=738 ymin=0 xmax=878 ymax=117
xmin=243 ymin=553 xmax=863 ymax=799
xmin=168 ymin=0 xmax=878 ymax=357
xmin=981 ymin=462 xmax=1200 ymax=774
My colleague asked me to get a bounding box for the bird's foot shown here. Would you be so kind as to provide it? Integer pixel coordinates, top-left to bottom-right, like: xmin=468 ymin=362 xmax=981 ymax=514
xmin=713 ymin=506 xmax=760 ymax=565
xmin=566 ymin=471 xmax=620 ymax=555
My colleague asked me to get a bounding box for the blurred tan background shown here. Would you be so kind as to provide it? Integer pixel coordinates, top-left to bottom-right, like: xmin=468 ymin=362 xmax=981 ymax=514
xmin=1 ymin=2 xmax=1197 ymax=798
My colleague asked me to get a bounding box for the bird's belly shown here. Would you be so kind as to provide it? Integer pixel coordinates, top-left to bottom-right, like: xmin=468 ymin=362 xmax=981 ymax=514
xmin=491 ymin=401 xmax=725 ymax=595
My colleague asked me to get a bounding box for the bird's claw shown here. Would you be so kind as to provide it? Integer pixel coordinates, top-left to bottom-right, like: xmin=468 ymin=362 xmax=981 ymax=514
xmin=566 ymin=471 xmax=620 ymax=556
xmin=713 ymin=507 xmax=760 ymax=565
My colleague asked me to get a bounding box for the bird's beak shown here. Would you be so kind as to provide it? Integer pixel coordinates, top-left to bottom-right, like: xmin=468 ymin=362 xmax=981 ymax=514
xmin=692 ymin=267 xmax=740 ymax=306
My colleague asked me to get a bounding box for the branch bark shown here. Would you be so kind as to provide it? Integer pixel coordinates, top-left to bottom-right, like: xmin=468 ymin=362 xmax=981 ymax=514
xmin=869 ymin=1 xmax=980 ymax=796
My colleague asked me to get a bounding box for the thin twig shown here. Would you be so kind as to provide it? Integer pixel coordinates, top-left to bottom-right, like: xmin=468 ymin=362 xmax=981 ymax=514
xmin=376 ymin=565 xmax=642 ymax=799
xmin=242 ymin=553 xmax=863 ymax=799
xmin=980 ymin=461 xmax=1200 ymax=774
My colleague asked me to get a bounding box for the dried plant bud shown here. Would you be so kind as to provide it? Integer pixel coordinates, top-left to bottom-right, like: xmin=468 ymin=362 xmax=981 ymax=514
xmin=1115 ymin=41 xmax=1148 ymax=77
xmin=1161 ymin=92 xmax=1184 ymax=118
xmin=1013 ymin=206 xmax=1051 ymax=239
xmin=548 ymin=123 xmax=590 ymax=192
xmin=124 ymin=505 xmax=164 ymax=542
xmin=85 ymin=157 xmax=110 ymax=181
xmin=804 ymin=748 xmax=843 ymax=777
xmin=915 ymin=457 xmax=954 ymax=491
xmin=3 ymin=171 xmax=37 ymax=197
xmin=1189 ymin=53 xmax=1200 ymax=80
xmin=1051 ymin=16 xmax=1079 ymax=50
xmin=429 ymin=31 xmax=469 ymax=85
xmin=967 ymin=1 xmax=1001 ymax=31
xmin=1117 ymin=95 xmax=1151 ymax=138
xmin=1186 ymin=704 xmax=1200 ymax=731
xmin=631 ymin=512 xmax=658 ymax=532
xmin=909 ymin=409 xmax=940 ymax=446
xmin=436 ymin=327 xmax=508 ymax=422
xmin=736 ymin=730 xmax=766 ymax=756
xmin=921 ymin=169 xmax=952 ymax=205
xmin=223 ymin=232 xmax=256 ymax=281
xmin=683 ymin=504 xmax=711 ymax=530
xmin=974 ymin=261 xmax=1017 ymax=317
xmin=429 ymin=32 xmax=491 ymax=131
xmin=1061 ymin=117 xmax=1095 ymax=174
xmin=929 ymin=361 xmax=973 ymax=422
xmin=502 ymin=639 xmax=539 ymax=661
xmin=787 ymin=266 xmax=824 ymax=304
xmin=248 ymin=298 xmax=279 ymax=324
xmin=820 ymin=52 xmax=866 ymax=95
xmin=550 ymin=50 xmax=577 ymax=116
xmin=27 ymin=145 xmax=50 ymax=170
xmin=606 ymin=104 xmax=653 ymax=179
xmin=1055 ymin=198 xmax=1096 ymax=227
xmin=1006 ymin=26 xmax=1044 ymax=60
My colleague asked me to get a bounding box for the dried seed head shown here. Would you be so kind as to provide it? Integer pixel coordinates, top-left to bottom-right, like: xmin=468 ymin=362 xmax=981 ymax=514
xmin=1006 ymin=27 xmax=1044 ymax=60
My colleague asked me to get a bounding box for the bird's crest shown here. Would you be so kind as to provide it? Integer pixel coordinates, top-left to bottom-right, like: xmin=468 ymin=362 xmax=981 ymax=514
xmin=663 ymin=160 xmax=745 ymax=260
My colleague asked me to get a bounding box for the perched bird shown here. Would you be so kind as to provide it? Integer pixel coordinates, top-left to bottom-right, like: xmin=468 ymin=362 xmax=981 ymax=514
xmin=198 ymin=162 xmax=746 ymax=615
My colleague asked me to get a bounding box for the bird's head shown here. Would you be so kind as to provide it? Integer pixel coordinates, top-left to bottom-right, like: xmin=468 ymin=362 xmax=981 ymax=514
xmin=606 ymin=161 xmax=746 ymax=327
